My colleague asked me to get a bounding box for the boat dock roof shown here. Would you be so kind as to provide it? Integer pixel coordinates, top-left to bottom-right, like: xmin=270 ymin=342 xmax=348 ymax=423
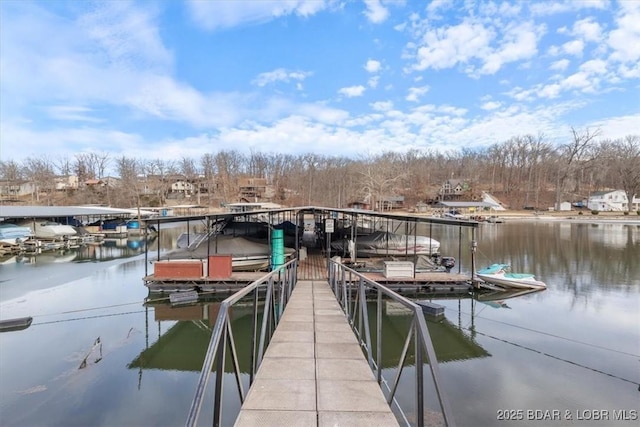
xmin=0 ymin=205 xmax=156 ymax=220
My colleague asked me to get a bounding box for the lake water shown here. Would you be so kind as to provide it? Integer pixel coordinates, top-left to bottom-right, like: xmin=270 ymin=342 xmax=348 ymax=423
xmin=0 ymin=220 xmax=638 ymax=426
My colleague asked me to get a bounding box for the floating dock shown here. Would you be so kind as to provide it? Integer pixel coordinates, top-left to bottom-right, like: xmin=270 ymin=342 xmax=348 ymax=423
xmin=144 ymin=251 xmax=472 ymax=295
xmin=234 ymin=280 xmax=399 ymax=426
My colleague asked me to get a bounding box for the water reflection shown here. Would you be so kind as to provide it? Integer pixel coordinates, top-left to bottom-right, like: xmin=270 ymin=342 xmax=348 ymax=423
xmin=0 ymin=235 xmax=158 ymax=267
xmin=132 ymin=291 xmax=514 ymax=378
xmin=130 ymin=298 xmax=257 ymax=374
xmin=447 ymin=222 xmax=640 ymax=292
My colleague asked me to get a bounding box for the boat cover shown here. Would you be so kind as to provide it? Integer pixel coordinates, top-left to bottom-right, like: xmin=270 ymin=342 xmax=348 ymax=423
xmin=164 ymin=235 xmax=294 ymax=260
xmin=331 ymin=231 xmax=440 ymax=256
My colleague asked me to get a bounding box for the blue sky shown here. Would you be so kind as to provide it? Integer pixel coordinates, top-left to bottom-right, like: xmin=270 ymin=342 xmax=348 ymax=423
xmin=1 ymin=0 xmax=638 ymax=165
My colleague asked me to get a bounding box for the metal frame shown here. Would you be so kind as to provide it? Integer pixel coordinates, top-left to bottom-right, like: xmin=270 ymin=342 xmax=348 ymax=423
xmin=185 ymin=258 xmax=298 ymax=427
xmin=329 ymin=258 xmax=456 ymax=427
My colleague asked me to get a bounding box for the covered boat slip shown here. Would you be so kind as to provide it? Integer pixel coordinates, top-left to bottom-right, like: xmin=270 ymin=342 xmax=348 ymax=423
xmin=143 ymin=206 xmax=479 ymax=291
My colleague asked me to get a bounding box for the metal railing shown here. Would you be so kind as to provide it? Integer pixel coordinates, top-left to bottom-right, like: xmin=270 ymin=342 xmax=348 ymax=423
xmin=328 ymin=258 xmax=456 ymax=427
xmin=185 ymin=258 xmax=298 ymax=427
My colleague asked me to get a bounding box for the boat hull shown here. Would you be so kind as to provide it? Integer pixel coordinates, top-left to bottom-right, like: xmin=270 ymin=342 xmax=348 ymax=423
xmin=18 ymin=221 xmax=77 ymax=239
xmin=477 ymin=273 xmax=546 ymax=289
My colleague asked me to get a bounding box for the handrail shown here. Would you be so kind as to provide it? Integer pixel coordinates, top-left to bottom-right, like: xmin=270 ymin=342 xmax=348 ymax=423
xmin=185 ymin=258 xmax=298 ymax=427
xmin=328 ymin=258 xmax=456 ymax=427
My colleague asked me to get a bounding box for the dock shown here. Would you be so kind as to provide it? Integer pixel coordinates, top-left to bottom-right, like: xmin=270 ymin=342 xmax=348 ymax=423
xmin=144 ymin=251 xmax=472 ymax=294
xmin=234 ymin=280 xmax=399 ymax=427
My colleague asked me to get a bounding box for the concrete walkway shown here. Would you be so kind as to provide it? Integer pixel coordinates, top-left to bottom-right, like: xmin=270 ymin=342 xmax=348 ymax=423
xmin=235 ymin=280 xmax=399 ymax=427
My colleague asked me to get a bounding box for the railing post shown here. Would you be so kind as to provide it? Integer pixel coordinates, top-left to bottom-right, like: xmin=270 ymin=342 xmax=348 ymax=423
xmin=257 ymin=280 xmax=273 ymax=364
xmin=213 ymin=323 xmax=227 ymax=427
xmin=415 ymin=317 xmax=424 ymax=427
xmin=360 ymin=283 xmax=373 ymax=369
xmin=376 ymin=288 xmax=382 ymax=384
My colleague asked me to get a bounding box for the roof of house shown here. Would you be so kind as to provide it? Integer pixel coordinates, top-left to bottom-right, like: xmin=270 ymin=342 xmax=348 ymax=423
xmin=590 ymin=190 xmax=620 ymax=196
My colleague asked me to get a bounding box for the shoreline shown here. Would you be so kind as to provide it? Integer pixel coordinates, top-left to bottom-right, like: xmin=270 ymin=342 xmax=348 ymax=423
xmin=411 ymin=210 xmax=640 ymax=225
xmin=491 ymin=216 xmax=640 ymax=225
xmin=487 ymin=210 xmax=640 ymax=224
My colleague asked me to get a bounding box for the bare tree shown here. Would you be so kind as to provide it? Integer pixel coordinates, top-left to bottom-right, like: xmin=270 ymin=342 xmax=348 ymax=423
xmin=554 ymin=127 xmax=601 ymax=209
xmin=115 ymin=156 xmax=144 ymax=208
xmin=215 ymin=150 xmax=244 ymax=204
xmin=95 ymin=152 xmax=111 ymax=178
xmin=605 ymin=135 xmax=640 ymax=212
xmin=0 ymin=160 xmax=24 ymax=181
xmin=201 ymin=153 xmax=217 ymax=205
xmin=357 ymin=153 xmax=406 ymax=211
xmin=55 ymin=155 xmax=73 ymax=176
xmin=179 ymin=156 xmax=201 ymax=204
xmin=23 ymin=156 xmax=56 ymax=204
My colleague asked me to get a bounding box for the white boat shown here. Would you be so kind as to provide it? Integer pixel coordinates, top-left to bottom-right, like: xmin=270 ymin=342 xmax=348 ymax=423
xmin=331 ymin=231 xmax=440 ymax=257
xmin=0 ymin=223 xmax=33 ymax=245
xmin=443 ymin=210 xmax=466 ymax=219
xmin=18 ymin=220 xmax=77 ymax=239
xmin=476 ymin=263 xmax=546 ymax=289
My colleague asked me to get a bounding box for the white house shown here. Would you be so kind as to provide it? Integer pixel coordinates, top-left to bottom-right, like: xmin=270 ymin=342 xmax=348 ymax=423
xmin=0 ymin=180 xmax=36 ymax=198
xmin=55 ymin=175 xmax=79 ymax=191
xmin=171 ymin=180 xmax=195 ymax=195
xmin=587 ymin=190 xmax=640 ymax=211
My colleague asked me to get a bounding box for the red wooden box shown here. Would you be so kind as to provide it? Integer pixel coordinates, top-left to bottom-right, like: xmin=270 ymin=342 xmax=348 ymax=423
xmin=154 ymin=260 xmax=203 ymax=278
xmin=208 ymin=255 xmax=233 ymax=278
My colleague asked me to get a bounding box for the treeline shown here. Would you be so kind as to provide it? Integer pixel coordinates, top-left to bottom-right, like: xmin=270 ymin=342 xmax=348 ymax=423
xmin=1 ymin=129 xmax=639 ymax=211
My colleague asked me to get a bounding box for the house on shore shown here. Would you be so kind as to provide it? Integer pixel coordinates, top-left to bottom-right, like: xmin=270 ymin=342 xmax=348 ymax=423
xmin=587 ymin=190 xmax=640 ymax=211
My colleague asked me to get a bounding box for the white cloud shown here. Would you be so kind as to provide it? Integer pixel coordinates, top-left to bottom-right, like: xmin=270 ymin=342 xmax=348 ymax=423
xmin=580 ymin=59 xmax=607 ymax=74
xmin=481 ymin=101 xmax=501 ymax=111
xmin=563 ymin=72 xmax=592 ymax=90
xmin=368 ymin=76 xmax=380 ymax=88
xmin=370 ymin=101 xmax=393 ymax=112
xmin=529 ymin=1 xmax=608 ymax=16
xmin=363 ymin=0 xmax=389 ymax=23
xmin=295 ymin=104 xmax=350 ymax=125
xmin=593 ymin=113 xmax=640 ymax=139
xmin=617 ymin=62 xmax=640 ymax=79
xmin=550 ymin=59 xmax=570 ymax=71
xmin=408 ymin=17 xmax=542 ymax=75
xmin=538 ymin=83 xmax=562 ymax=99
xmin=78 ymin=2 xmax=172 ymax=71
xmin=406 ymin=85 xmax=429 ymax=102
xmin=0 ymin=121 xmax=150 ymax=164
xmin=562 ymin=39 xmax=584 ymax=56
xmin=547 ymin=45 xmax=561 ymax=56
xmin=338 ymin=85 xmax=366 ymax=97
xmin=479 ymin=21 xmax=542 ymax=75
xmin=426 ymin=0 xmax=453 ymax=17
xmin=47 ymin=105 xmax=102 ymax=123
xmin=572 ymin=17 xmax=602 ymax=42
xmin=125 ymin=75 xmax=245 ymax=127
xmin=365 ymin=59 xmax=382 ymax=73
xmin=186 ymin=0 xmax=329 ymax=30
xmin=607 ymin=2 xmax=640 ymax=63
xmin=411 ymin=20 xmax=494 ymax=71
xmin=252 ymin=68 xmax=312 ymax=87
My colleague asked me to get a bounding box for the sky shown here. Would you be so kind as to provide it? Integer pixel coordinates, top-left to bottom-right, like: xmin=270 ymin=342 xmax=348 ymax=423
xmin=0 ymin=0 xmax=639 ymax=166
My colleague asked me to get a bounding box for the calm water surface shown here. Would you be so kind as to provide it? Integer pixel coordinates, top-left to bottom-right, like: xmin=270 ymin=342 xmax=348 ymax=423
xmin=0 ymin=220 xmax=638 ymax=426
